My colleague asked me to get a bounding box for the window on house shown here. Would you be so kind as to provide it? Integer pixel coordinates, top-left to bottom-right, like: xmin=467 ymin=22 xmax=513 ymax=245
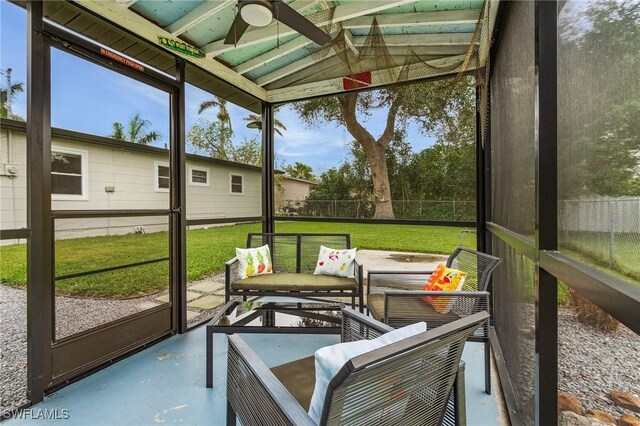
xmin=51 ymin=148 xmax=86 ymax=199
xmin=230 ymin=174 xmax=243 ymax=194
xmin=156 ymin=163 xmax=170 ymax=191
xmin=189 ymin=167 xmax=209 ymax=186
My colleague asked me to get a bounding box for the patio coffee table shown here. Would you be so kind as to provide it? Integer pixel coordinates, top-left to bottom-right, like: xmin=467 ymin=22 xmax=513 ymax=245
xmin=205 ymin=296 xmax=343 ymax=388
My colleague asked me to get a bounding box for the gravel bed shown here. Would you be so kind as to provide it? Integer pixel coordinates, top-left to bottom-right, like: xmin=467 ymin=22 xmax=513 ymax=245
xmin=0 ymin=273 xmax=226 ymax=412
xmin=0 ymin=285 xmax=28 ymax=411
xmin=558 ymin=306 xmax=640 ymax=418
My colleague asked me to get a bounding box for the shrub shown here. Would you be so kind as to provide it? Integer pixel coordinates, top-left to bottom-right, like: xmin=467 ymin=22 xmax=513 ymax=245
xmin=569 ymin=289 xmax=619 ymax=332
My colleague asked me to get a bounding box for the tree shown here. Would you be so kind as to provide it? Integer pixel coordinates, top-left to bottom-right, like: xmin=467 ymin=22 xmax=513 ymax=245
xmin=0 ymin=79 xmax=24 ymax=120
xmin=109 ymin=113 xmax=161 ymax=145
xmin=284 ymin=162 xmax=315 ymax=180
xmin=199 ymin=97 xmax=233 ymax=147
xmin=292 ymin=78 xmax=473 ymax=218
xmin=244 ymin=113 xmax=287 ymax=136
xmin=187 ymin=118 xmax=233 ymax=159
xmin=232 ymin=137 xmax=262 ymax=166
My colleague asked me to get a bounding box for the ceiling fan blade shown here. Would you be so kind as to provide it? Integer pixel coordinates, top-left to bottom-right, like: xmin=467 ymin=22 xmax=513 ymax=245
xmin=224 ymin=12 xmax=250 ymax=45
xmin=274 ymin=1 xmax=331 ymax=46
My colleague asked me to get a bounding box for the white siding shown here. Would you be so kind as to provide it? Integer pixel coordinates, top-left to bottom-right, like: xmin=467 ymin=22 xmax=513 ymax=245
xmin=1 ymin=127 xmax=262 ymax=242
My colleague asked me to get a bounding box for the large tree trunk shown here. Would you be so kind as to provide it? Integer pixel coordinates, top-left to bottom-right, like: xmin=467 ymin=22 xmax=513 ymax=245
xmin=338 ymin=93 xmax=401 ymax=219
xmin=365 ymin=141 xmax=394 ymax=218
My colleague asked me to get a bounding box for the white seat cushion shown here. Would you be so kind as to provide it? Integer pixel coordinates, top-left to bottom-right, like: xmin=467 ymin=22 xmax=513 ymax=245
xmin=307 ymin=321 xmax=427 ymax=424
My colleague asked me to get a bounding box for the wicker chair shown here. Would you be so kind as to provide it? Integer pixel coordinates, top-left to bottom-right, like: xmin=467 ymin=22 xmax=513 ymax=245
xmin=366 ymin=247 xmax=502 ymax=395
xmin=226 ymin=308 xmax=490 ymax=426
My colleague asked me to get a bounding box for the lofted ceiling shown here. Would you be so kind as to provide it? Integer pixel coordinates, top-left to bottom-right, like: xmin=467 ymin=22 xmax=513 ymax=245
xmin=56 ymin=0 xmax=499 ymax=104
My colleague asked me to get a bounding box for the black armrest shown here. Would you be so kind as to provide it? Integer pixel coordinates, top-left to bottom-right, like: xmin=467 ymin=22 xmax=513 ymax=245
xmin=227 ymin=335 xmax=316 ymax=426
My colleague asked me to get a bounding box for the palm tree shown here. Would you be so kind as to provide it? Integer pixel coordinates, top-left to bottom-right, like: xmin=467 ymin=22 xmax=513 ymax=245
xmin=110 ymin=113 xmax=161 ymax=145
xmin=198 ymin=97 xmax=233 ymax=146
xmin=244 ymin=113 xmax=287 ymax=137
xmin=0 ymin=81 xmax=24 ymax=120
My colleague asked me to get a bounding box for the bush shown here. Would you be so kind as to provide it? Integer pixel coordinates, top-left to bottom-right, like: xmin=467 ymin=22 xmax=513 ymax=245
xmin=569 ymin=289 xmax=619 ymax=333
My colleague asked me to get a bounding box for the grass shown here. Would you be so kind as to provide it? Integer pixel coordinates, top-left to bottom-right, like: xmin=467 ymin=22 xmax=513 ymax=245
xmin=0 ymin=222 xmax=472 ymax=298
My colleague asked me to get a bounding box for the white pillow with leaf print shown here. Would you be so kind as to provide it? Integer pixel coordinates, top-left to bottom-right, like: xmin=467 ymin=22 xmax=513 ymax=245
xmin=235 ymin=244 xmax=273 ymax=279
xmin=313 ymin=245 xmax=357 ymax=278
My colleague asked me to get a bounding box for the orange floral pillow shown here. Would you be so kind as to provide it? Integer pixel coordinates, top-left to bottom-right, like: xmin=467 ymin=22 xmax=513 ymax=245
xmin=422 ymin=263 xmax=467 ymax=314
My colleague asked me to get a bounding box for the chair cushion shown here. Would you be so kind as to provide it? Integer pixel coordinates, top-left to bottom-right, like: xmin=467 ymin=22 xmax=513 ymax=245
xmin=271 ymin=356 xmax=315 ymax=411
xmin=232 ymin=273 xmax=357 ymax=292
xmin=307 ymin=321 xmax=427 ymax=424
xmin=367 ymin=293 xmax=385 ymax=321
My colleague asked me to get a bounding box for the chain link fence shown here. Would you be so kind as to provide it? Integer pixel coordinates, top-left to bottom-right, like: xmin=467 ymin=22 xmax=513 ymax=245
xmin=277 ymin=199 xmax=476 ymax=221
xmin=559 ymin=197 xmax=640 ymax=281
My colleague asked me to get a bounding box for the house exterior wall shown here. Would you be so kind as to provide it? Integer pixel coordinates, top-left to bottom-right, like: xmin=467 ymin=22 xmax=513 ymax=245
xmin=0 ymin=126 xmax=262 ymax=243
xmin=276 ymin=178 xmax=314 ymax=211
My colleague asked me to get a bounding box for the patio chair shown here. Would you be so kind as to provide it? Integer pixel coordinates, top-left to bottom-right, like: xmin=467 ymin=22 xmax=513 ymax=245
xmin=366 ymin=247 xmax=502 ymax=395
xmin=226 ymin=308 xmax=490 ymax=426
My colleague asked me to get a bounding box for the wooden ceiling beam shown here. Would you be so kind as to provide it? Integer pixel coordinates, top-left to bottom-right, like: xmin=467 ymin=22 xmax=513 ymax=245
xmin=255 ymin=46 xmax=339 ymax=86
xmin=233 ymin=36 xmax=314 ymax=75
xmin=165 ymin=0 xmax=235 ymax=36
xmin=115 ymin=0 xmax=138 ymax=8
xmin=77 ymin=0 xmax=268 ymax=100
xmin=341 ymin=9 xmax=481 ymax=30
xmin=202 ymin=0 xmax=421 ymax=57
xmin=267 ymin=54 xmax=471 ymax=103
xmin=353 ymin=33 xmax=476 ymax=47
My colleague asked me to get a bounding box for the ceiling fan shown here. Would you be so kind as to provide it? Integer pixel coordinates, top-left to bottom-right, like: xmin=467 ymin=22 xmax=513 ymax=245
xmin=224 ymin=0 xmax=331 ymax=46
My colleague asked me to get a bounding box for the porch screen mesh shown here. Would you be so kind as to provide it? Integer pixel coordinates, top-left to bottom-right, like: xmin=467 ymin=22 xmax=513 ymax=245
xmin=489 ymin=2 xmax=536 ymax=424
xmin=557 ymin=0 xmax=640 ymax=285
xmin=489 ymin=0 xmax=535 ymax=238
xmin=491 ymin=237 xmax=536 ymax=425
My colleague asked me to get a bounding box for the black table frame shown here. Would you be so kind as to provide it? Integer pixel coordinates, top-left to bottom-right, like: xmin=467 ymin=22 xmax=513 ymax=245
xmin=205 ymin=298 xmax=343 ymax=388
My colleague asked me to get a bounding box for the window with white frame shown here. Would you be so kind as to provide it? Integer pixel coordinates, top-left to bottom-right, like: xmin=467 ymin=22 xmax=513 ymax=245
xmin=155 ymin=162 xmax=170 ymax=192
xmin=189 ymin=166 xmax=209 ymax=186
xmin=51 ymin=147 xmax=87 ymax=200
xmin=230 ymin=173 xmax=244 ymax=195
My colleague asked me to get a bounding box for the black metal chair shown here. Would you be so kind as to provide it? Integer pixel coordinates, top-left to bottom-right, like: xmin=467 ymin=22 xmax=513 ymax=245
xmin=366 ymin=247 xmax=502 ymax=394
xmin=226 ymin=307 xmax=490 ymax=426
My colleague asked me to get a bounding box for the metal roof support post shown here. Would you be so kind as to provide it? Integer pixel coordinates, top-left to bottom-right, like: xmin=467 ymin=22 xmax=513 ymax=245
xmin=261 ymin=103 xmax=275 ymax=234
xmin=171 ymin=58 xmax=187 ymax=333
xmin=26 ymin=0 xmax=52 ymax=403
xmin=534 ymin=0 xmax=558 ymax=423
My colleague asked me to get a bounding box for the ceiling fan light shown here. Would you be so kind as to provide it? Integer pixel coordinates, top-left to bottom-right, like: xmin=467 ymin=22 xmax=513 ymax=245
xmin=241 ymin=3 xmax=273 ymax=27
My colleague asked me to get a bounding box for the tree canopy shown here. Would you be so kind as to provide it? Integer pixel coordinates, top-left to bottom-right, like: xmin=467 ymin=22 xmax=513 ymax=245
xmin=109 ymin=113 xmax=161 ymax=145
xmin=292 ymin=77 xmax=476 ymax=218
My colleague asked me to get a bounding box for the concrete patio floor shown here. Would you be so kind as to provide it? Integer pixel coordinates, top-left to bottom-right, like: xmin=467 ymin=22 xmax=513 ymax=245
xmin=6 ymin=324 xmax=505 ymax=425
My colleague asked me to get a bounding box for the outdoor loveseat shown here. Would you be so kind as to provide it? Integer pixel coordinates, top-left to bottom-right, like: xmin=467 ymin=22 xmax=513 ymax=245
xmin=225 ymin=233 xmax=364 ymax=310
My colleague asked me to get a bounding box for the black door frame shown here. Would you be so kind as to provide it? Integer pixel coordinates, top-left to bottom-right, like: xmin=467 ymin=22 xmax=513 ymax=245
xmin=26 ymin=0 xmax=187 ymax=400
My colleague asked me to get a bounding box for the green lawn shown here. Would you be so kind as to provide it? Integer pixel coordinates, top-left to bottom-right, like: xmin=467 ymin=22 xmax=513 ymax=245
xmin=0 ymin=222 xmax=473 ymax=298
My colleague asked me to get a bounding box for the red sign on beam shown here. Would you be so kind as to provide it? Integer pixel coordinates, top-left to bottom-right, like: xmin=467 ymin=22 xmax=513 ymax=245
xmin=343 ymin=72 xmax=371 ymax=90
xmin=100 ymin=48 xmax=145 ymax=72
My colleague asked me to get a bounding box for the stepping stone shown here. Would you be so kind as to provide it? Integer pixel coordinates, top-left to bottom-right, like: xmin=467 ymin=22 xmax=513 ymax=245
xmin=155 ymin=292 xmax=200 ymax=303
xmin=188 ymin=281 xmax=224 ymax=293
xmin=185 ymin=291 xmax=201 ymax=302
xmin=188 ymin=295 xmax=224 ymax=310
xmin=136 ymin=301 xmax=160 ymax=310
xmin=186 ymin=310 xmax=200 ymax=321
xmin=155 ymin=294 xmax=170 ymax=303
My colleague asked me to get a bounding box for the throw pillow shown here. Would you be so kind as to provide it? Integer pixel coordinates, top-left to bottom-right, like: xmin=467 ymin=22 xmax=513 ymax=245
xmin=422 ymin=263 xmax=467 ymax=314
xmin=307 ymin=321 xmax=427 ymax=424
xmin=235 ymin=244 xmax=273 ymax=279
xmin=313 ymin=245 xmax=357 ymax=278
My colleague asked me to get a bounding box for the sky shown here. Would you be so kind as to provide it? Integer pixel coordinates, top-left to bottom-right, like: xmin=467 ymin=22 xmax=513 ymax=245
xmin=0 ymin=0 xmax=435 ymax=174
